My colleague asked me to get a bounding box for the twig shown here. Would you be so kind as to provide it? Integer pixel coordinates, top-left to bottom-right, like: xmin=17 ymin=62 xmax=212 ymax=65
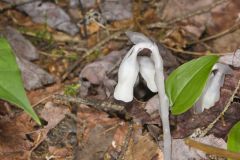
xmin=163 ymin=44 xmax=230 ymax=56
xmin=185 ymin=138 xmax=240 ymax=159
xmin=192 ymin=79 xmax=240 ymax=138
xmin=53 ymin=94 xmax=132 ymax=120
xmin=188 ymin=22 xmax=240 ymax=45
xmin=117 ymin=122 xmax=133 ymax=160
xmin=32 ymin=94 xmax=54 ymax=107
xmin=39 ymin=51 xmax=78 ymax=59
xmin=78 ymin=0 xmax=88 ymax=39
xmin=61 ymin=30 xmax=126 ymax=81
xmin=147 ymin=0 xmax=228 ymax=29
xmin=22 ymin=30 xmax=83 ymax=43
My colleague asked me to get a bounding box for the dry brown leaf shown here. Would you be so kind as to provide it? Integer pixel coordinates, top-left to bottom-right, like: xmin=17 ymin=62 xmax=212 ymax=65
xmin=17 ymin=57 xmax=55 ymax=90
xmin=3 ymin=26 xmax=39 ymax=61
xmin=76 ymin=104 xmax=123 ymax=159
xmin=27 ymin=83 xmax=62 ymax=105
xmin=0 ymin=112 xmax=36 ymax=160
xmin=79 ymin=50 xmax=125 ymax=98
xmin=30 ymin=102 xmax=71 ymax=159
xmin=100 ymin=0 xmax=132 ymax=21
xmin=125 ymin=134 xmax=163 ymax=160
xmin=3 ymin=0 xmax=79 ymax=35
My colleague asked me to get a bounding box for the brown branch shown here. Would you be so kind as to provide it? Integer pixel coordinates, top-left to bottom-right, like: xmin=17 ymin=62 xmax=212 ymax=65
xmin=53 ymin=94 xmax=132 ymax=120
xmin=163 ymin=44 xmax=230 ymax=56
xmin=188 ymin=22 xmax=240 ymax=45
xmin=117 ymin=122 xmax=133 ymax=160
xmin=147 ymin=0 xmax=228 ymax=29
xmin=185 ymin=138 xmax=240 ymax=159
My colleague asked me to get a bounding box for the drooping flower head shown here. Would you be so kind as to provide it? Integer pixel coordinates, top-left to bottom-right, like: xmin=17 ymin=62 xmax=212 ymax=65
xmin=114 ymin=31 xmax=163 ymax=102
xmin=194 ymin=63 xmax=232 ymax=113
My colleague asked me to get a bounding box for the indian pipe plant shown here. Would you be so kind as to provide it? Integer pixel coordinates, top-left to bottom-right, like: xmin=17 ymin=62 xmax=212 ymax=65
xmin=1 ymin=31 xmax=239 ymax=159
xmin=113 ymin=31 xmax=237 ymax=159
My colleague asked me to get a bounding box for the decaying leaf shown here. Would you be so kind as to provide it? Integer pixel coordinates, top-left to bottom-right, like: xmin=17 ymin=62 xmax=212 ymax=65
xmin=3 ymin=0 xmax=79 ymax=36
xmin=17 ymin=57 xmax=55 ymax=90
xmin=76 ymin=104 xmax=122 ymax=159
xmin=1 ymin=27 xmax=55 ymax=90
xmin=125 ymin=133 xmax=163 ymax=160
xmin=145 ymin=95 xmax=159 ymax=115
xmin=70 ymin=0 xmax=95 ymax=8
xmin=0 ymin=112 xmax=35 ymax=160
xmin=31 ymin=102 xmax=72 ymax=159
xmin=159 ymin=0 xmax=240 ymax=53
xmin=161 ymin=0 xmax=217 ymax=43
xmin=4 ymin=26 xmax=39 ymax=61
xmin=100 ymin=0 xmax=132 ymax=21
xmin=79 ymin=50 xmax=125 ymax=98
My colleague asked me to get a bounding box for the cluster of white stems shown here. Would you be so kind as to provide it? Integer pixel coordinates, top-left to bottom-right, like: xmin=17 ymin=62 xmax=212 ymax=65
xmin=113 ymin=31 xmax=232 ymax=160
xmin=114 ymin=31 xmax=172 ymax=160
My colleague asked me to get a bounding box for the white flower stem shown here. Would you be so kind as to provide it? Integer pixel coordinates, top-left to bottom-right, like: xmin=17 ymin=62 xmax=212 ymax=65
xmin=151 ymin=43 xmax=171 ymax=160
xmin=155 ymin=71 xmax=171 ymax=160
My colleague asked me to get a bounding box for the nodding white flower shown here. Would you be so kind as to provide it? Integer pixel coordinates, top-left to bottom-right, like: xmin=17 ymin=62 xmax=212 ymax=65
xmin=114 ymin=32 xmax=163 ymax=102
xmin=195 ymin=63 xmax=232 ymax=113
xmin=114 ymin=31 xmax=171 ymax=160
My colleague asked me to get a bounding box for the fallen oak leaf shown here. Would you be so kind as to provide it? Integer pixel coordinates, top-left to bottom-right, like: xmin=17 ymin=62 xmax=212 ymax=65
xmin=27 ymin=102 xmax=69 ymax=158
xmin=3 ymin=26 xmax=39 ymax=61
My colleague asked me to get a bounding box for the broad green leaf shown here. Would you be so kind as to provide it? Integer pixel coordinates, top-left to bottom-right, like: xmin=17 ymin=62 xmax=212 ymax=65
xmin=165 ymin=55 xmax=219 ymax=115
xmin=0 ymin=37 xmax=41 ymax=125
xmin=227 ymin=121 xmax=240 ymax=160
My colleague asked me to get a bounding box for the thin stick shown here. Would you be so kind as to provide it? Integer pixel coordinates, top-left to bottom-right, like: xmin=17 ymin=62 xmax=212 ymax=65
xmin=147 ymin=0 xmax=228 ymax=29
xmin=164 ymin=44 xmax=231 ymax=56
xmin=185 ymin=138 xmax=240 ymax=159
xmin=53 ymin=94 xmax=132 ymax=120
xmin=61 ymin=30 xmax=125 ymax=81
xmin=78 ymin=0 xmax=88 ymax=39
xmin=117 ymin=122 xmax=133 ymax=160
xmin=188 ymin=22 xmax=240 ymax=45
xmin=32 ymin=94 xmax=54 ymax=107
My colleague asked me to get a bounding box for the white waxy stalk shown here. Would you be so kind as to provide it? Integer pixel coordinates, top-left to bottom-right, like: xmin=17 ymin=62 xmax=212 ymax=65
xmin=138 ymin=56 xmax=158 ymax=92
xmin=149 ymin=43 xmax=171 ymax=160
xmin=114 ymin=32 xmax=172 ymax=160
xmin=195 ymin=63 xmax=232 ymax=113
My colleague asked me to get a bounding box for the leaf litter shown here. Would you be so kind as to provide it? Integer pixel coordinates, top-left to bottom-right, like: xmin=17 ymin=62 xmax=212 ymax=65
xmin=0 ymin=0 xmax=240 ymax=159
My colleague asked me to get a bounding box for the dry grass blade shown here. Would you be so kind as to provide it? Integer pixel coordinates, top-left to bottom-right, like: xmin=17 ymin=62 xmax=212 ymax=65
xmin=185 ymin=138 xmax=240 ymax=159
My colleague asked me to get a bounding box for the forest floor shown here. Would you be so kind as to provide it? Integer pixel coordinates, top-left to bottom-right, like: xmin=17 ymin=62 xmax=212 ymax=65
xmin=0 ymin=0 xmax=240 ymax=160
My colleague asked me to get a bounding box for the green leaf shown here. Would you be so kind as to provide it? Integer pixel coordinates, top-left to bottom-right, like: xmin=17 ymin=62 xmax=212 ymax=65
xmin=165 ymin=55 xmax=219 ymax=115
xmin=227 ymin=121 xmax=240 ymax=160
xmin=0 ymin=37 xmax=41 ymax=125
